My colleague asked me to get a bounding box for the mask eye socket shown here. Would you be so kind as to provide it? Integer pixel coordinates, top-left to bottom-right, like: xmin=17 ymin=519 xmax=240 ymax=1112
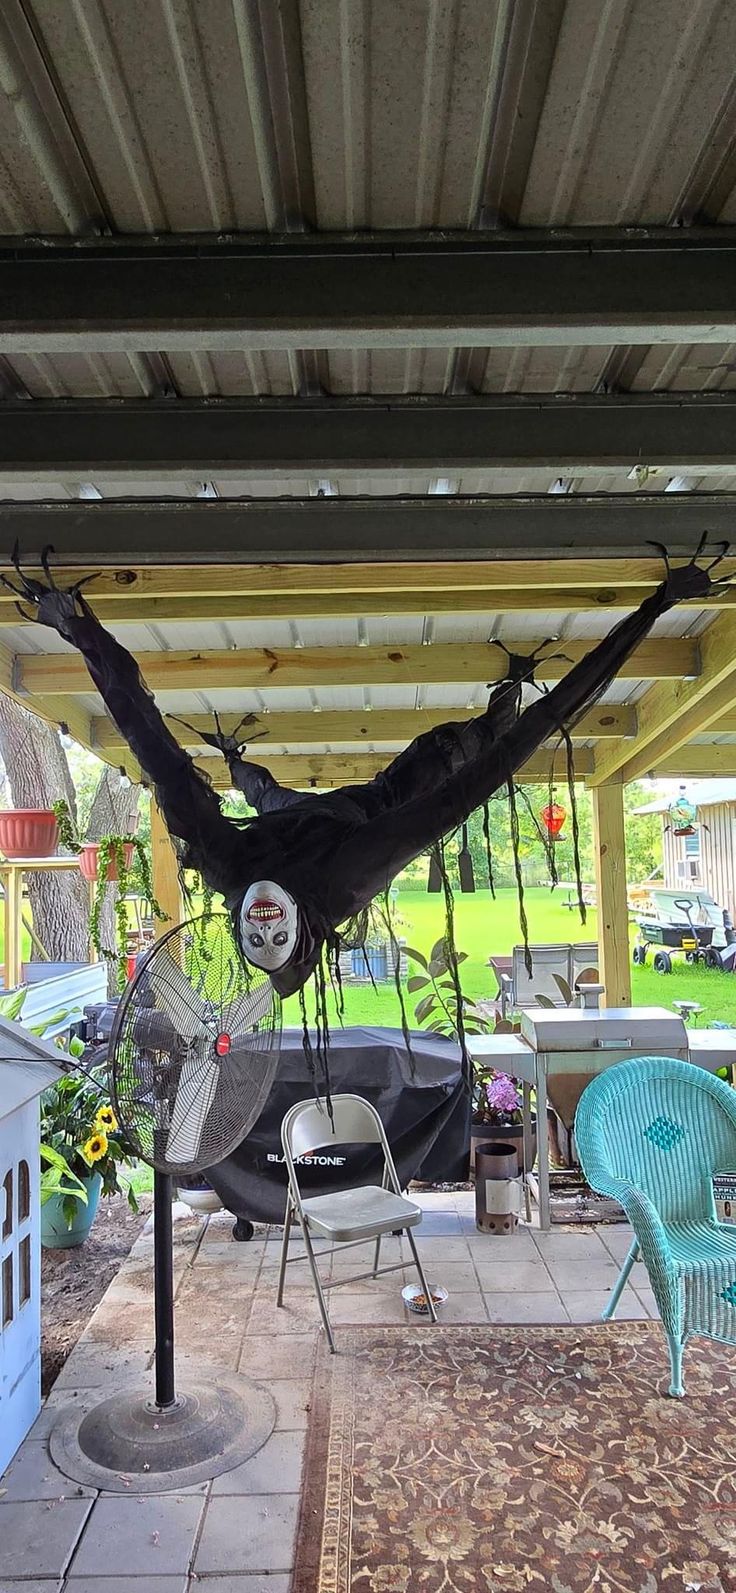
xmin=273 ymin=931 xmax=289 ymax=947
xmin=248 ymin=932 xmax=265 ymax=948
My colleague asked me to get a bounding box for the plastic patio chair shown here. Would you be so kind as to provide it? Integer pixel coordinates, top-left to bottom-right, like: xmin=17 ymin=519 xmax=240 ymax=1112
xmin=277 ymin=1093 xmax=437 ymax=1352
xmin=575 ymin=1056 xmax=736 ymax=1396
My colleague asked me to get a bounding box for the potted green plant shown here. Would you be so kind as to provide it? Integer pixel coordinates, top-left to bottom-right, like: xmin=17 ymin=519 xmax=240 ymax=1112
xmin=471 ymin=1069 xmax=537 ymax=1174
xmin=39 ymin=1070 xmax=139 ymax=1249
xmin=53 ymin=802 xmax=166 ymax=987
xmin=406 ymin=938 xmax=490 ymax=1040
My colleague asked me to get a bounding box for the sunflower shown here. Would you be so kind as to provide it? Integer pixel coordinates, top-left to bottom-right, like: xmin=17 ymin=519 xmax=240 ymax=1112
xmin=95 ymin=1105 xmax=118 ymax=1134
xmin=82 ymin=1130 xmax=108 ymax=1164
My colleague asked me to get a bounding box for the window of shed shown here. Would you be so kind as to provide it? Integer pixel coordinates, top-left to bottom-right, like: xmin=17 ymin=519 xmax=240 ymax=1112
xmin=2 ymin=1253 xmax=12 ymax=1326
xmin=19 ymin=1235 xmax=31 ymax=1307
xmin=18 ymin=1160 xmax=30 ymax=1222
xmin=2 ymin=1169 xmax=12 ymax=1239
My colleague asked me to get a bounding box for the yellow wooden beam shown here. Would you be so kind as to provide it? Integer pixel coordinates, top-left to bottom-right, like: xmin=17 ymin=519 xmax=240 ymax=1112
xmin=590 ymin=610 xmax=736 ymax=786
xmin=651 ymin=745 xmax=736 ymax=778
xmin=591 ymin=780 xmax=631 ymax=1007
xmin=150 ymin=799 xmax=183 ymax=933
xmin=94 ymin=703 xmax=636 ymax=755
xmin=18 ymin=637 xmax=695 ymax=696
xmin=199 ymin=748 xmax=595 ymax=790
xmin=2 ymin=557 xmax=725 ymax=603
xmin=3 ymin=586 xmax=736 ymax=626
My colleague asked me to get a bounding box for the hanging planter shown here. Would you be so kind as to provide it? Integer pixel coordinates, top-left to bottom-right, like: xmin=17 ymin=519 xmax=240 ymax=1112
xmin=540 ymin=801 xmax=566 ymax=839
xmin=78 ymin=839 xmax=136 ymax=883
xmin=87 ymin=834 xmax=167 ymax=991
xmin=0 ymin=808 xmax=58 ymax=859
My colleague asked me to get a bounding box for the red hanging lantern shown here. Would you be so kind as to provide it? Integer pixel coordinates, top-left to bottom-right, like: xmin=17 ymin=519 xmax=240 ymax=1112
xmin=540 ymin=800 xmax=566 ymax=839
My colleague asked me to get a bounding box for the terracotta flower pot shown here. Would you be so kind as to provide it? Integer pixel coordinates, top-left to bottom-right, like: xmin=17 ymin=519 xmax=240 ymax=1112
xmin=0 ymin=808 xmax=58 ymax=859
xmin=78 ymin=840 xmax=136 ymax=883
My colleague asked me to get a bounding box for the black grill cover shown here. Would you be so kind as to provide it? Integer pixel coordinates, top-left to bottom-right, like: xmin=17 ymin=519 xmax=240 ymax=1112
xmin=204 ymin=1026 xmax=470 ymax=1224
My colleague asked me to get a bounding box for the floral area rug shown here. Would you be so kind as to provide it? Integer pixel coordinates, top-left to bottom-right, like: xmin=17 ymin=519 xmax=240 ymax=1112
xmin=292 ymin=1323 xmax=736 ymax=1593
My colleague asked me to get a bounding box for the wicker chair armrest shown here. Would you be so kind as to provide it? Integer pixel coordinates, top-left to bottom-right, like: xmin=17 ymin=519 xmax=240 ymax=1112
xmin=591 ymin=1174 xmax=675 ymax=1274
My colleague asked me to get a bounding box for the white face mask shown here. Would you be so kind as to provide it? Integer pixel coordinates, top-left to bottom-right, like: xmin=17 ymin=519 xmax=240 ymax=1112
xmin=239 ymin=881 xmax=299 ymax=972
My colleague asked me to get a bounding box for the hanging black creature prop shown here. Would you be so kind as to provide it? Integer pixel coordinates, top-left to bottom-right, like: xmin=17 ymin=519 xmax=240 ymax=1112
xmin=2 ymin=540 xmax=728 ymax=1073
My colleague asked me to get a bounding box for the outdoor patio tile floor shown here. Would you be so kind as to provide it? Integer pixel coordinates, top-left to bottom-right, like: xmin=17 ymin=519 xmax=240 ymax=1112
xmin=1 ymin=1195 xmax=663 ymax=1590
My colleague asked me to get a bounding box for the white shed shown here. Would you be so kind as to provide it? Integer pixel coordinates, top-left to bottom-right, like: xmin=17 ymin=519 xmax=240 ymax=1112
xmin=0 ymin=1015 xmax=62 ymax=1474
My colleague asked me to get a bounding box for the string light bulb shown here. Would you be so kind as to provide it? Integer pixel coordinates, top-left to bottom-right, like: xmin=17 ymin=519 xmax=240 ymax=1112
xmin=58 ymin=722 xmax=73 ymax=749
xmin=119 ymin=765 xmax=131 ymax=789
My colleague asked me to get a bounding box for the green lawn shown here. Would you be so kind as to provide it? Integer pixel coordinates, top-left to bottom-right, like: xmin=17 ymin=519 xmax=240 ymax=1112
xmin=282 ymin=887 xmax=736 ymax=1030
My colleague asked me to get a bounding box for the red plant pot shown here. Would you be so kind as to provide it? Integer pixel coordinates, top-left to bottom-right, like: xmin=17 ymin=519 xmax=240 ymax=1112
xmin=0 ymin=809 xmax=58 ymax=859
xmin=78 ymin=840 xmax=136 ymax=883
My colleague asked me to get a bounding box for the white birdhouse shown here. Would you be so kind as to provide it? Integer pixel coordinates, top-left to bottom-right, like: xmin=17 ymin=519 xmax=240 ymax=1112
xmin=0 ymin=1014 xmax=62 ymax=1474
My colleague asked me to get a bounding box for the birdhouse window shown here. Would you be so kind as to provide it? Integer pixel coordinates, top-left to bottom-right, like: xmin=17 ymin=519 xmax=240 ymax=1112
xmin=18 ymin=1160 xmax=30 ymax=1222
xmin=19 ymin=1236 xmax=30 ymax=1308
xmin=2 ymin=1169 xmax=11 ymax=1239
xmin=2 ymin=1253 xmax=12 ymax=1326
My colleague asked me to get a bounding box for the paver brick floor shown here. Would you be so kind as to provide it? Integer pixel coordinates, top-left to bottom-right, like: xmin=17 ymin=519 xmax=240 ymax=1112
xmin=1 ymin=1192 xmax=660 ymax=1590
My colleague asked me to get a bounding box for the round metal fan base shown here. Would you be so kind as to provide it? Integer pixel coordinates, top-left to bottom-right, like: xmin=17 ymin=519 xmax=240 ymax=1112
xmin=49 ymin=1374 xmax=276 ymax=1494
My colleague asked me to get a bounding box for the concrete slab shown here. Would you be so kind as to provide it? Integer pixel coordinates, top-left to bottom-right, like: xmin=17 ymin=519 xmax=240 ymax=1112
xmin=238 ymin=1333 xmax=318 ymax=1381
xmin=0 ymin=1499 xmax=93 ymax=1581
xmin=194 ymin=1494 xmax=300 ymax=1576
xmin=0 ymin=1444 xmax=94 ymax=1501
xmin=66 ymin=1581 xmax=186 ymax=1593
xmin=561 ymin=1289 xmax=649 ymax=1322
xmin=475 ymin=1258 xmax=555 ymax=1292
xmin=483 ymin=1292 xmax=570 ymax=1324
xmin=68 ymin=1495 xmax=204 ymax=1578
xmin=211 ymin=1431 xmax=305 ymax=1495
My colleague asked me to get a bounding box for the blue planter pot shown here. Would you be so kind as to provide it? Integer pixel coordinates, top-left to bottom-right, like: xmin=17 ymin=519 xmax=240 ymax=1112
xmin=41 ymin=1171 xmax=102 ymax=1249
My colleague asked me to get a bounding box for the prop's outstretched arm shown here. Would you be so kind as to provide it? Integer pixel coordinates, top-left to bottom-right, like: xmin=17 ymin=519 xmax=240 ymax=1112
xmin=2 ymin=550 xmax=235 ymax=878
xmin=173 ymin=714 xmax=306 ymax=815
xmin=331 ymin=549 xmax=726 ymax=908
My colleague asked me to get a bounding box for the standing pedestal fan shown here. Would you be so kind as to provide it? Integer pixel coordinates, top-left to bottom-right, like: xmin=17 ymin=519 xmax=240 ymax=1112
xmin=49 ymin=914 xmax=281 ymax=1492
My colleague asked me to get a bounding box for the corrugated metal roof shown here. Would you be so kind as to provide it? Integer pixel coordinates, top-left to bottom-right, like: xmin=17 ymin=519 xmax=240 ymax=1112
xmin=2 ymin=0 xmax=734 ymax=236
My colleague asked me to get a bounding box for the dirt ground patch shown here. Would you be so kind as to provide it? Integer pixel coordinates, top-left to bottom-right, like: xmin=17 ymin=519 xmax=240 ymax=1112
xmin=41 ymin=1193 xmax=150 ymax=1394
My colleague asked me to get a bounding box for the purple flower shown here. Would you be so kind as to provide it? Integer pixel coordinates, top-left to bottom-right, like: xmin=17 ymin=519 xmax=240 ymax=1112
xmin=485 ymin=1073 xmax=522 ymax=1116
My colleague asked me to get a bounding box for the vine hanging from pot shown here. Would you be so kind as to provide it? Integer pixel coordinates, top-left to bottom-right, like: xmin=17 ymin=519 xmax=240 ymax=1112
xmin=88 ymin=834 xmax=168 ymax=988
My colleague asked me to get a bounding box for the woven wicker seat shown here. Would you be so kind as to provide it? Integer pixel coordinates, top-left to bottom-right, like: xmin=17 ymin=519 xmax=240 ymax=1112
xmin=576 ymin=1055 xmax=736 ymax=1395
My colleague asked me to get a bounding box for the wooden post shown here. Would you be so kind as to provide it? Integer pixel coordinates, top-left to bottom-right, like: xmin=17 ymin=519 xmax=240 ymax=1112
xmin=4 ymin=866 xmax=21 ymax=991
xmin=150 ymin=801 xmax=183 ymax=937
xmin=591 ymin=779 xmax=632 ymax=1008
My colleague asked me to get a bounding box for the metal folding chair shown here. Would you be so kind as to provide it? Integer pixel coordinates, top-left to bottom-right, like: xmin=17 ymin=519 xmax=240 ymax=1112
xmin=277 ymin=1092 xmax=437 ymax=1351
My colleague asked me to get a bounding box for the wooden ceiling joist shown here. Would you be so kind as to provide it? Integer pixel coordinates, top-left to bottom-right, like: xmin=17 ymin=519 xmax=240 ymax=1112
xmin=94 ymin=704 xmax=636 ymax=755
xmin=589 ymin=608 xmax=736 ymax=787
xmin=0 ymin=557 xmax=733 ymax=606
xmin=16 ymin=637 xmax=696 ymax=697
xmin=199 ymin=748 xmax=596 ymax=791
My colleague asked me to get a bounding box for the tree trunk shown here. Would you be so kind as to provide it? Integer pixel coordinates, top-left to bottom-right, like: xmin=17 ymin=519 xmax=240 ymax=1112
xmin=85 ymin=766 xmax=140 ymax=994
xmin=0 ymin=702 xmax=140 ymax=981
xmin=0 ymin=698 xmax=89 ymax=963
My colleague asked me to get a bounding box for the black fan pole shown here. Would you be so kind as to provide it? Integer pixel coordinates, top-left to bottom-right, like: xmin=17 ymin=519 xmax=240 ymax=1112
xmin=153 ymin=1170 xmax=176 ymax=1409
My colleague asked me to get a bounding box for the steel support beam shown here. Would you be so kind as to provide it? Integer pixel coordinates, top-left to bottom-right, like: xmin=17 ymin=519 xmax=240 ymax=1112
xmin=4 ymin=394 xmax=736 ymax=479
xmin=3 ymin=232 xmax=736 ymax=351
xmin=1 ymin=495 xmax=736 ymax=563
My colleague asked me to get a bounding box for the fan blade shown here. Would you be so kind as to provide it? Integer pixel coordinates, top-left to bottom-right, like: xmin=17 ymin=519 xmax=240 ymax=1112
xmin=147 ymin=948 xmax=210 ymax=1042
xmin=221 ymin=979 xmax=274 ymax=1034
xmin=165 ymin=1043 xmax=220 ymax=1166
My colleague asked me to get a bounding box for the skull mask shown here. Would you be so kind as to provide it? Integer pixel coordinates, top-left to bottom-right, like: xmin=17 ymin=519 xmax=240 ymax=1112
xmin=239 ymin=880 xmax=299 ymax=973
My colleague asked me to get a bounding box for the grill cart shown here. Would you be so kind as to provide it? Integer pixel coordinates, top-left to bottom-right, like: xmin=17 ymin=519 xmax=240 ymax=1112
xmin=469 ymin=1006 xmax=736 ymax=1229
xmin=632 ymin=887 xmax=731 ymax=974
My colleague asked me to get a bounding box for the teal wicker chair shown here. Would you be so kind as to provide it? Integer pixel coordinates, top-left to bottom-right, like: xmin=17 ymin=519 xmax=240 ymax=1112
xmin=575 ymin=1056 xmax=736 ymax=1396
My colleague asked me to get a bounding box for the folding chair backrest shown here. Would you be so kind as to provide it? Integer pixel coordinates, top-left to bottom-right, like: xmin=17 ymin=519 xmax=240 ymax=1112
xmin=576 ymin=1056 xmax=736 ymax=1224
xmin=571 ymin=943 xmax=599 ymax=984
xmin=283 ymin=1093 xmax=386 ymax=1161
xmin=512 ymin=943 xmax=570 ymax=1007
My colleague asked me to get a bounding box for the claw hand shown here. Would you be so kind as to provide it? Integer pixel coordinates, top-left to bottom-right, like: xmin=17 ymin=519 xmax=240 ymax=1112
xmin=649 ymin=535 xmax=734 ymax=603
xmin=168 ymin=709 xmax=265 ymax=761
xmin=0 ymin=542 xmax=98 ymax=630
